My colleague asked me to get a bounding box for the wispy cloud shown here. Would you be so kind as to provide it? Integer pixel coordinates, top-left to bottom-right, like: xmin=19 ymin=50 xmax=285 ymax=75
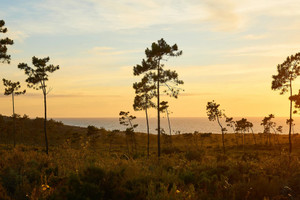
xmin=224 ymin=44 xmax=300 ymax=57
xmin=89 ymin=46 xmax=141 ymax=56
xmin=6 ymin=29 xmax=28 ymax=43
xmin=201 ymin=0 xmax=242 ymax=31
xmin=3 ymin=0 xmax=300 ymax=36
xmin=1 ymin=0 xmax=246 ymax=34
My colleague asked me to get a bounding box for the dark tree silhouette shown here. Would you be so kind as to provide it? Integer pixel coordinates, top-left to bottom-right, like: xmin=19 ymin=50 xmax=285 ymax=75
xmin=18 ymin=57 xmax=59 ymax=154
xmin=119 ymin=111 xmax=138 ymax=154
xmin=0 ymin=20 xmax=13 ymax=64
xmin=272 ymin=52 xmax=300 ymax=154
xmin=247 ymin=120 xmax=256 ymax=145
xmin=206 ymin=100 xmax=226 ymax=154
xmin=159 ymin=101 xmax=173 ymax=146
xmin=133 ymin=38 xmax=183 ymax=157
xmin=289 ymin=90 xmax=300 ymax=133
xmin=235 ymin=118 xmax=256 ymax=151
xmin=225 ymin=117 xmax=235 ymax=133
xmin=2 ymin=79 xmax=26 ymax=147
xmin=261 ymin=114 xmax=276 ymax=145
xmin=159 ymin=101 xmax=172 ymax=136
xmin=225 ymin=116 xmax=239 ymax=146
xmin=133 ymin=76 xmax=155 ymax=158
xmin=235 ymin=118 xmax=248 ymax=148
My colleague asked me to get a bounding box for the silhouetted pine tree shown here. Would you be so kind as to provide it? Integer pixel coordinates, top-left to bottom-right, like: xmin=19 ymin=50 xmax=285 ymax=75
xmin=119 ymin=111 xmax=138 ymax=155
xmin=133 ymin=76 xmax=155 ymax=158
xmin=272 ymin=52 xmax=300 ymax=154
xmin=18 ymin=57 xmax=59 ymax=154
xmin=2 ymin=79 xmax=25 ymax=147
xmin=0 ymin=20 xmax=13 ymax=64
xmin=133 ymin=38 xmax=183 ymax=157
xmin=206 ymin=100 xmax=226 ymax=154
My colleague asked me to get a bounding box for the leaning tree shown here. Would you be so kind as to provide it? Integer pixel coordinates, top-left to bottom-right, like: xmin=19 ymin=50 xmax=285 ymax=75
xmin=261 ymin=114 xmax=277 ymax=145
xmin=119 ymin=111 xmax=138 ymax=155
xmin=225 ymin=116 xmax=239 ymax=146
xmin=271 ymin=52 xmax=300 ymax=154
xmin=2 ymin=79 xmax=25 ymax=147
xmin=133 ymin=76 xmax=155 ymax=158
xmin=18 ymin=57 xmax=59 ymax=154
xmin=0 ymin=20 xmax=13 ymax=64
xmin=133 ymin=38 xmax=183 ymax=157
xmin=206 ymin=100 xmax=226 ymax=154
xmin=159 ymin=101 xmax=172 ymax=137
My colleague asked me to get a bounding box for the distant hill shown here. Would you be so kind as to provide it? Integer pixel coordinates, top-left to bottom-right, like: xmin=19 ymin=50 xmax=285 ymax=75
xmin=0 ymin=114 xmax=87 ymax=147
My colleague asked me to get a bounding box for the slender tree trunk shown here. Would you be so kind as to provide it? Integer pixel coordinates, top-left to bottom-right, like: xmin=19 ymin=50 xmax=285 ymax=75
xmin=128 ymin=118 xmax=137 ymax=153
xmin=217 ymin=116 xmax=225 ymax=154
xmin=12 ymin=93 xmax=16 ymax=147
xmin=166 ymin=108 xmax=173 ymax=146
xmin=43 ymin=92 xmax=49 ymax=154
xmin=289 ymin=79 xmax=292 ymax=155
xmin=157 ymin=61 xmax=161 ymax=157
xmin=145 ymin=106 xmax=150 ymax=158
xmin=166 ymin=109 xmax=172 ymax=136
xmin=250 ymin=127 xmax=256 ymax=145
xmin=243 ymin=131 xmax=245 ymax=152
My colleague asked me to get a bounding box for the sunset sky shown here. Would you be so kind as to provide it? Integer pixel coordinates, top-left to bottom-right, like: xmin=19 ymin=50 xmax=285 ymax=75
xmin=1 ymin=0 xmax=300 ymax=118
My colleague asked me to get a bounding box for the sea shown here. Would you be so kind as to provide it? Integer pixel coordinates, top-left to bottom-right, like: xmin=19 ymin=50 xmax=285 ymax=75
xmin=54 ymin=117 xmax=300 ymax=134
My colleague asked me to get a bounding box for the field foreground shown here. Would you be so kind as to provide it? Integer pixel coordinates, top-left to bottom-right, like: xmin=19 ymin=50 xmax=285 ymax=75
xmin=0 ymin=119 xmax=300 ymax=200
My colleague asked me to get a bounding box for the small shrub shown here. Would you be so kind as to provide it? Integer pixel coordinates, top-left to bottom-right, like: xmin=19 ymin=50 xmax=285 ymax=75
xmin=185 ymin=150 xmax=204 ymax=162
xmin=87 ymin=125 xmax=98 ymax=136
xmin=0 ymin=168 xmax=19 ymax=195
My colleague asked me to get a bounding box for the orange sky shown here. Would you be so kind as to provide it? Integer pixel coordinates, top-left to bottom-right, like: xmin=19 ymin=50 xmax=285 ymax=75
xmin=1 ymin=0 xmax=300 ymax=118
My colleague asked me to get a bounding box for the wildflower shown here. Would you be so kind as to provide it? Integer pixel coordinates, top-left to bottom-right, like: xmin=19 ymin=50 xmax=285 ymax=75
xmin=42 ymin=184 xmax=50 ymax=191
xmin=176 ymin=189 xmax=180 ymax=194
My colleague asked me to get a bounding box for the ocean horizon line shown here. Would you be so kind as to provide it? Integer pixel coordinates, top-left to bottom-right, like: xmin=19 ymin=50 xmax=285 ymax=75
xmin=52 ymin=116 xmax=299 ymax=119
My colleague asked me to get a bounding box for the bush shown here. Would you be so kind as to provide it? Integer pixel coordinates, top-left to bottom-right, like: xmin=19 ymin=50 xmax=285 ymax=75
xmin=185 ymin=150 xmax=204 ymax=162
xmin=87 ymin=125 xmax=98 ymax=136
xmin=50 ymin=166 xmax=125 ymax=200
xmin=0 ymin=168 xmax=19 ymax=195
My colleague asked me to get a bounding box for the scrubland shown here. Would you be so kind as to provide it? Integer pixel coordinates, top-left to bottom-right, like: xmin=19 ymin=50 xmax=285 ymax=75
xmin=0 ymin=117 xmax=300 ymax=200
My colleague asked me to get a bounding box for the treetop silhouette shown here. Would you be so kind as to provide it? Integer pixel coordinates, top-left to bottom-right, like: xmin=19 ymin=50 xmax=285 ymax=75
xmin=272 ymin=52 xmax=300 ymax=154
xmin=272 ymin=53 xmax=300 ymax=94
xmin=18 ymin=56 xmax=59 ymax=92
xmin=133 ymin=76 xmax=156 ymax=111
xmin=3 ymin=79 xmax=26 ymax=96
xmin=119 ymin=111 xmax=138 ymax=129
xmin=0 ymin=20 xmax=14 ymax=64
